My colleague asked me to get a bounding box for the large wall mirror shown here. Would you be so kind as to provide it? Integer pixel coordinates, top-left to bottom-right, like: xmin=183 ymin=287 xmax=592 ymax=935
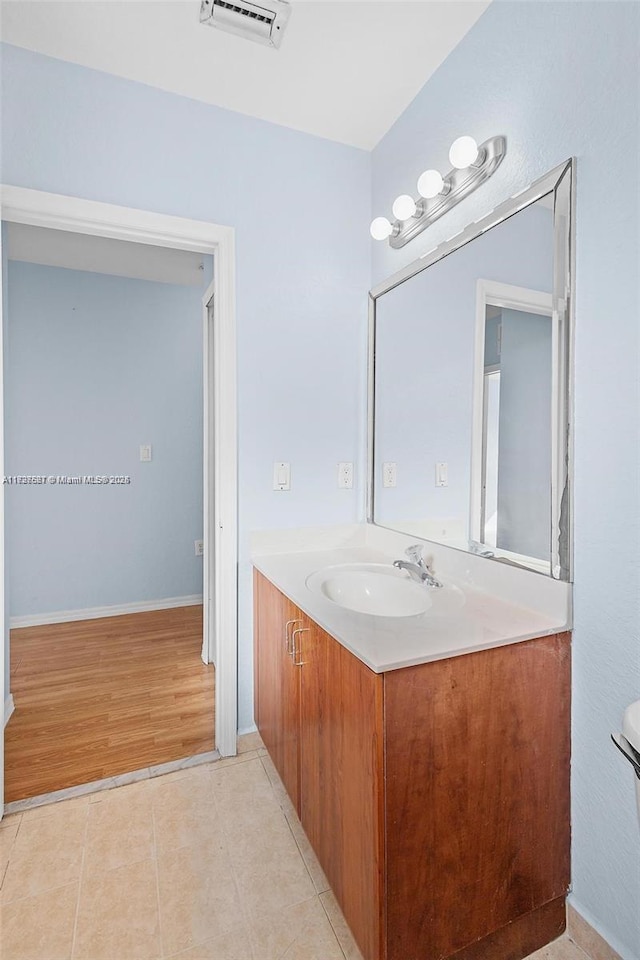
xmin=368 ymin=160 xmax=574 ymax=579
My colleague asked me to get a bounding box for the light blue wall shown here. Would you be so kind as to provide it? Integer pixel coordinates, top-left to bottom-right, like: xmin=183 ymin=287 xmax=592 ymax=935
xmin=372 ymin=2 xmax=640 ymax=956
xmin=0 ymin=42 xmax=371 ymax=732
xmin=497 ymin=309 xmax=552 ymax=560
xmin=4 ymin=260 xmax=208 ymax=616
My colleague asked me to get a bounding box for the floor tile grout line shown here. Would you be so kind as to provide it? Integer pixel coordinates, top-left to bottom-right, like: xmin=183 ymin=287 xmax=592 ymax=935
xmin=207 ymin=761 xmax=260 ymax=960
xmin=68 ymin=803 xmax=90 ymax=960
xmin=255 ymin=754 xmax=349 ymax=957
xmin=257 ymin=754 xmax=355 ymax=960
xmin=213 ymin=753 xmax=328 ymax=958
xmin=566 ymin=935 xmax=598 ymax=960
xmin=258 ymin=754 xmax=320 ymax=894
xmin=150 ymin=797 xmax=165 ymax=959
xmin=317 ymin=893 xmax=351 ymax=960
xmin=0 ymin=819 xmax=22 ymax=891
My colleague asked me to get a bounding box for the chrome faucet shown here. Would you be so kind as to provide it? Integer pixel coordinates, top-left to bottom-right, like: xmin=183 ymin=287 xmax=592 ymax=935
xmin=393 ymin=544 xmax=443 ymax=588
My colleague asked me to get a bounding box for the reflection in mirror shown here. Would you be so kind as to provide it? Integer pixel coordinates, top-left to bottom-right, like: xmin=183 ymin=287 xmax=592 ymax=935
xmin=475 ymin=288 xmax=552 ymax=564
xmin=369 ymin=162 xmax=573 ymax=579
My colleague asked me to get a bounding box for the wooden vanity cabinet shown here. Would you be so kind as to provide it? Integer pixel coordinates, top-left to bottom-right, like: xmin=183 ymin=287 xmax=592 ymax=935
xmin=253 ymin=569 xmax=302 ymax=811
xmin=253 ymin=570 xmax=571 ymax=960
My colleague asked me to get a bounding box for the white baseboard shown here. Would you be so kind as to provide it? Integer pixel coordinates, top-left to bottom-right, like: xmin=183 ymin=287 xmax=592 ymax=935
xmin=4 ymin=694 xmax=15 ymax=727
xmin=10 ymin=595 xmax=204 ymax=629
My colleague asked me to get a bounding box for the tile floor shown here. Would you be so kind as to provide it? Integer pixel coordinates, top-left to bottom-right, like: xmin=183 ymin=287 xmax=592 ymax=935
xmin=1 ymin=733 xmax=593 ymax=960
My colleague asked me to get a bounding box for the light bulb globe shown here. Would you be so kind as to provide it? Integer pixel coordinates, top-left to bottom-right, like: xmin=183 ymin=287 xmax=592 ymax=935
xmin=370 ymin=217 xmax=393 ymax=241
xmin=417 ymin=169 xmax=444 ymax=199
xmin=449 ymin=136 xmax=479 ymax=169
xmin=392 ymin=194 xmax=417 ymax=221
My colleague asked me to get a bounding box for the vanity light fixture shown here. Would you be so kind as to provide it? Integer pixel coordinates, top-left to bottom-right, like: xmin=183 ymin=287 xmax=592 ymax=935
xmin=391 ymin=194 xmax=417 ymax=221
xmin=370 ymin=134 xmax=507 ymax=249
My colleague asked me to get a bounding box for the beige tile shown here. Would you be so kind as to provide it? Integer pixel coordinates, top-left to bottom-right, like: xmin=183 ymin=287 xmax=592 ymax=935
xmin=258 ymin=754 xmax=294 ymax=817
xmin=152 ymin=767 xmax=218 ymax=854
xmin=20 ymin=794 xmax=92 ymax=822
xmin=248 ymin=895 xmax=344 ymax=960
xmin=210 ymin=757 xmax=273 ymax=812
xmin=567 ymin=905 xmax=623 ymax=960
xmin=0 ymin=880 xmax=78 ymax=960
xmin=84 ymin=779 xmax=154 ymax=874
xmin=0 ymin=820 xmax=19 ymax=888
xmin=283 ymin=806 xmax=330 ymax=895
xmin=165 ymin=927 xmax=255 ymax=960
xmin=0 ymin=816 xmax=20 ymax=848
xmin=209 ymin=751 xmax=260 ymax=771
xmin=0 ymin=812 xmax=22 ymax=831
xmin=157 ymin=842 xmax=244 ymax=957
xmin=1 ymin=807 xmax=87 ymax=904
xmin=320 ymin=889 xmax=365 ymax=960
xmin=237 ymin=731 xmax=264 ymax=754
xmin=211 ymin=759 xmax=282 ymax=839
xmin=73 ymin=858 xmax=161 ymax=960
xmin=525 ymin=937 xmax=590 ymax=960
xmin=228 ymin=811 xmax=316 ymax=920
xmin=149 ymin=753 xmax=217 ymax=781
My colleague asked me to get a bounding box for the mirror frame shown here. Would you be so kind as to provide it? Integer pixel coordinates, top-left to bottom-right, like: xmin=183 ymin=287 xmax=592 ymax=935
xmin=367 ymin=159 xmax=575 ymax=581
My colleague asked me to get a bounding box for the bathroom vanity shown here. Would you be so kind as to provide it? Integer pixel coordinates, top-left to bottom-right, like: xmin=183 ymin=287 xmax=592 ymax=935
xmin=253 ymin=544 xmax=571 ymax=960
xmin=252 ymin=158 xmax=575 ymax=960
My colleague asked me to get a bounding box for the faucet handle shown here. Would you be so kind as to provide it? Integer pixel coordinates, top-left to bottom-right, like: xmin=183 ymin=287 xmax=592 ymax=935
xmin=405 ymin=543 xmax=424 ymax=564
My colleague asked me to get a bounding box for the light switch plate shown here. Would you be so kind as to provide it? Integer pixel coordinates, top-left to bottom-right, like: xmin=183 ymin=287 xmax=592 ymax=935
xmin=273 ymin=461 xmax=291 ymax=491
xmin=140 ymin=444 xmax=152 ymax=462
xmin=435 ymin=462 xmax=448 ymax=487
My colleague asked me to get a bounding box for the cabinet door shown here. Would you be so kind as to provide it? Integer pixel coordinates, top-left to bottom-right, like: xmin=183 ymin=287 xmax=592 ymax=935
xmin=253 ymin=571 xmax=301 ymax=812
xmin=298 ymin=620 xmax=385 ymax=960
xmin=384 ymin=633 xmax=571 ymax=960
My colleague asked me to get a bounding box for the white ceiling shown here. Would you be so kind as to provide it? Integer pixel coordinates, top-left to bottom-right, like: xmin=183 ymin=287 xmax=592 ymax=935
xmin=0 ymin=0 xmax=490 ymax=149
xmin=6 ymin=223 xmax=212 ymax=286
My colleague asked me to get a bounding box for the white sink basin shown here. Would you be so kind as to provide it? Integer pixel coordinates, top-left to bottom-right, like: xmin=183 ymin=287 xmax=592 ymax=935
xmin=306 ymin=563 xmax=433 ymax=618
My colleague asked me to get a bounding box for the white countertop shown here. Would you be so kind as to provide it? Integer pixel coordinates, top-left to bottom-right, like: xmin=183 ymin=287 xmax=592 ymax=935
xmin=252 ymin=540 xmax=570 ymax=674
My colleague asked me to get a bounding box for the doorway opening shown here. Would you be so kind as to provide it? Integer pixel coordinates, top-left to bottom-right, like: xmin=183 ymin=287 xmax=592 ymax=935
xmin=0 ymin=187 xmax=238 ymax=815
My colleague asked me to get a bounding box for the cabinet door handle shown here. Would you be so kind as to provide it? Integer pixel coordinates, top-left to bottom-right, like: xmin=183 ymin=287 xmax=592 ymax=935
xmin=284 ymin=619 xmax=301 ymax=655
xmin=291 ymin=627 xmax=309 ymax=666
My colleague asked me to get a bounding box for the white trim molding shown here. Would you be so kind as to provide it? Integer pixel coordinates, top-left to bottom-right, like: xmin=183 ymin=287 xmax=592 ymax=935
xmin=0 ymin=184 xmax=238 ymax=761
xmin=4 ymin=695 xmax=14 ymax=728
xmin=10 ymin=595 xmax=204 ymax=630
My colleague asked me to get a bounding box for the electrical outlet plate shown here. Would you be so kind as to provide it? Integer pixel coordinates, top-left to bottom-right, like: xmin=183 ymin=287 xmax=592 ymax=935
xmin=194 ymin=540 xmax=204 ymax=557
xmin=337 ymin=462 xmax=354 ymax=489
xmin=383 ymin=461 xmax=397 ymax=488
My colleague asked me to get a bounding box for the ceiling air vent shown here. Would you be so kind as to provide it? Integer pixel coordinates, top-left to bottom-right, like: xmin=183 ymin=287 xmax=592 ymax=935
xmin=199 ymin=0 xmax=291 ymax=49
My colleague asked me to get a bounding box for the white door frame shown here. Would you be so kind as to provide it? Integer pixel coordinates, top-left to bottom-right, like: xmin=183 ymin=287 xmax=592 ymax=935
xmin=202 ymin=284 xmax=216 ymax=667
xmin=0 ymin=185 xmax=238 ymax=815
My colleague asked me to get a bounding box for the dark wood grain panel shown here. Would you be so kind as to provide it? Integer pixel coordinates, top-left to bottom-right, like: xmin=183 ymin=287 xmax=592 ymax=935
xmin=448 ymin=897 xmax=566 ymax=960
xmin=384 ymin=633 xmax=571 ymax=960
xmin=299 ymin=620 xmax=385 ymax=960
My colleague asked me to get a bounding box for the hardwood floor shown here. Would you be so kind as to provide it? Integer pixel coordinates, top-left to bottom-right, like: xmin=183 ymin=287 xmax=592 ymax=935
xmin=4 ymin=605 xmax=214 ymax=803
